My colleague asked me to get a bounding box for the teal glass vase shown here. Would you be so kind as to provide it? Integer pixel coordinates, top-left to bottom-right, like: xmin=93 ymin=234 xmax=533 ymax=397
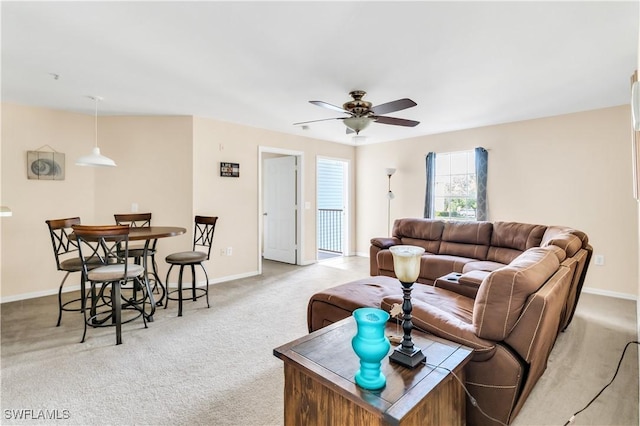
xmin=351 ymin=307 xmax=391 ymax=390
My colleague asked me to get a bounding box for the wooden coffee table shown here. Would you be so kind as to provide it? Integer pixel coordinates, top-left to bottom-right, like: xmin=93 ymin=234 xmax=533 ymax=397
xmin=273 ymin=316 xmax=473 ymax=426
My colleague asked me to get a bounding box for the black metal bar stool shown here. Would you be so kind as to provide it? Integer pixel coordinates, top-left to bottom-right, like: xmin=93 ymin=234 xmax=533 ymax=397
xmin=164 ymin=216 xmax=218 ymax=317
xmin=46 ymin=217 xmax=102 ymax=326
xmin=73 ymin=224 xmax=152 ymax=345
xmin=114 ymin=213 xmax=164 ymax=305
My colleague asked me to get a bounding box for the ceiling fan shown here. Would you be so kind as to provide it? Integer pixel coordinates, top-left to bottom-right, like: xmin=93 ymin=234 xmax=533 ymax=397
xmin=294 ymin=90 xmax=420 ymax=135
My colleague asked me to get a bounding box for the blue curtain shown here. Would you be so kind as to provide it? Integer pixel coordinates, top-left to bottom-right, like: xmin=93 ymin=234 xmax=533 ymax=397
xmin=423 ymin=152 xmax=436 ymax=218
xmin=475 ymin=147 xmax=488 ymax=221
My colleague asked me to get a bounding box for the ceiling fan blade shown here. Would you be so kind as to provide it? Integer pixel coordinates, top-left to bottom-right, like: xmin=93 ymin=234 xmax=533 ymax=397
xmin=370 ymin=98 xmax=417 ymax=115
xmin=310 ymin=100 xmax=350 ymax=114
xmin=293 ymin=117 xmax=345 ymax=126
xmin=374 ymin=116 xmax=420 ymax=127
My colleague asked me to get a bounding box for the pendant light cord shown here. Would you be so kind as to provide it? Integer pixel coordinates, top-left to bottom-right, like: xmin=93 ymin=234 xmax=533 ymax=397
xmin=94 ymin=96 xmax=98 ymax=148
xmin=76 ymin=95 xmax=115 ymax=167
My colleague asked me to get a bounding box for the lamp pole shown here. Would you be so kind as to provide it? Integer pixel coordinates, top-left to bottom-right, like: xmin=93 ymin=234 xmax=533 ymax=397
xmin=385 ymin=168 xmax=396 ymax=236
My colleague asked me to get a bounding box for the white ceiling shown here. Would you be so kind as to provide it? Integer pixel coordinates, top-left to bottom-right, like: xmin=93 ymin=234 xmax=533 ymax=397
xmin=2 ymin=1 xmax=638 ymax=145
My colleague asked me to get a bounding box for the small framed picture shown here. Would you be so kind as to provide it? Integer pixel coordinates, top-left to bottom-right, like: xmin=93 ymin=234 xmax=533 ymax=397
xmin=27 ymin=151 xmax=65 ymax=180
xmin=220 ymin=162 xmax=240 ymax=177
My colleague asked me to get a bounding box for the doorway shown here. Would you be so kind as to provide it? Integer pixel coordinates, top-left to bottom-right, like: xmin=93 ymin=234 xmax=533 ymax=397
xmin=316 ymin=157 xmax=349 ymax=260
xmin=258 ymin=147 xmax=304 ymax=273
xmin=263 ymin=155 xmax=297 ymax=264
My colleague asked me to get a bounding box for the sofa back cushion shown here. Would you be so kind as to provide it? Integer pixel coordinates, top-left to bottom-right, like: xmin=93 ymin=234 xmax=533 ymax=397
xmin=473 ymin=247 xmax=560 ymax=341
xmin=393 ymin=218 xmax=444 ymax=254
xmin=486 ymin=222 xmax=547 ymax=264
xmin=541 ymin=226 xmax=586 ymax=257
xmin=438 ymin=221 xmax=492 ymax=260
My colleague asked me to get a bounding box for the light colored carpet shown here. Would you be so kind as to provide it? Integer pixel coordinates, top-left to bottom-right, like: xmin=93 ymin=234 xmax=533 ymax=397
xmin=1 ymin=257 xmax=637 ymax=425
xmin=513 ymin=293 xmax=638 ymax=426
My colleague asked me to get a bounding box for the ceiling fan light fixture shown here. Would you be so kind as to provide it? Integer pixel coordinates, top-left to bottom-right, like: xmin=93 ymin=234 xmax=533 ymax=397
xmin=343 ymin=116 xmax=372 ymax=134
xmin=296 ymin=91 xmax=419 ymax=135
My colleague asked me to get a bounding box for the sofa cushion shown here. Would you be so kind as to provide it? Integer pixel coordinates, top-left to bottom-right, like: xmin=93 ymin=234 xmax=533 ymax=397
xmin=381 ymin=291 xmax=497 ymax=361
xmin=377 ymin=250 xmax=443 ymax=274
xmin=473 ymin=247 xmax=560 ymax=341
xmin=541 ymin=226 xmax=589 ymax=250
xmin=421 ymin=254 xmax=477 ymax=281
xmin=542 ymin=232 xmax=582 ymax=258
xmin=393 ymin=218 xmax=444 ymax=254
xmin=307 ymin=276 xmax=402 ymax=331
xmin=398 ymin=237 xmax=440 ymax=253
xmin=546 ymin=245 xmax=568 ymax=263
xmin=462 ymin=260 xmax=506 ymax=274
xmin=438 ymin=221 xmax=492 ymax=259
xmin=486 ymin=221 xmax=547 ymax=264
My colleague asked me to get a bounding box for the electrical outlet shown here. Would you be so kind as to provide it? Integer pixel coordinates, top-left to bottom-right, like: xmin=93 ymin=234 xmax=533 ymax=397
xmin=220 ymin=249 xmax=226 ymax=256
xmin=226 ymin=247 xmax=233 ymax=256
xmin=594 ymin=255 xmax=605 ymax=266
xmin=131 ymin=203 xmax=138 ymax=213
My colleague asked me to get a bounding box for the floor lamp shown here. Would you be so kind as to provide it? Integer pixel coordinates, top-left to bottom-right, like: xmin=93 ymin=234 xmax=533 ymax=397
xmin=385 ymin=168 xmax=396 ymax=236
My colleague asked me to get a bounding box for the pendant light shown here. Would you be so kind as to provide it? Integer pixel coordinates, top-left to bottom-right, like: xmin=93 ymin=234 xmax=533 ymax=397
xmin=75 ymin=96 xmax=116 ymax=167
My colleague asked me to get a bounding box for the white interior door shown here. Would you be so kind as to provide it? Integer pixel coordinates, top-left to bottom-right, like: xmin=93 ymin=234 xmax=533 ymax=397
xmin=263 ymin=156 xmax=297 ymax=264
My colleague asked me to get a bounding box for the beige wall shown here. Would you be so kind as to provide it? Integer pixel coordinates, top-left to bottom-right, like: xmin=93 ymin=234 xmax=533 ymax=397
xmin=1 ymin=104 xmax=97 ymax=298
xmin=2 ymin=103 xmax=637 ymax=300
xmin=94 ymin=115 xmax=195 ymax=284
xmin=0 ymin=105 xmax=355 ymax=300
xmin=0 ymin=107 xmax=195 ymax=299
xmin=356 ymin=106 xmax=639 ymax=297
xmin=192 ymin=117 xmax=356 ymax=279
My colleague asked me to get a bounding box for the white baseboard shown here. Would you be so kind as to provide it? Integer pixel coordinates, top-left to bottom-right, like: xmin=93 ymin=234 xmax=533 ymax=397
xmin=582 ymin=286 xmax=637 ymax=301
xmin=1 ymin=271 xmax=262 ymax=304
xmin=163 ymin=270 xmax=261 ymax=288
xmin=1 ymin=287 xmax=69 ymax=304
xmin=4 ymin=272 xmax=634 ymax=303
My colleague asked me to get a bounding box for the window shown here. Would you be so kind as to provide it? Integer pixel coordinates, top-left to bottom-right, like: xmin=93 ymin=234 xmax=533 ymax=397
xmin=434 ymin=150 xmax=477 ymax=221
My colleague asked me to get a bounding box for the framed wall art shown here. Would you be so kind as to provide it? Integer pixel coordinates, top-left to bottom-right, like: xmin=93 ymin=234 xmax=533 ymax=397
xmin=27 ymin=147 xmax=65 ymax=180
xmin=220 ymin=162 xmax=239 ymax=177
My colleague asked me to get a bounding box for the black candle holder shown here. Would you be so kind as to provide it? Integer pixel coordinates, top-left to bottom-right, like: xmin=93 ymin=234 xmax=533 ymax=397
xmin=388 ymin=279 xmax=425 ymax=368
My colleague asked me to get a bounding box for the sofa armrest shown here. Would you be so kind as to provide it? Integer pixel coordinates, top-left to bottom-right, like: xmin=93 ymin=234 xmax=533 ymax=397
xmin=370 ymin=237 xmax=402 ymax=276
xmin=371 ymin=237 xmax=401 ymax=249
xmin=381 ymin=296 xmax=496 ymax=361
xmin=433 ymin=273 xmax=480 ymax=299
xmin=459 ymin=270 xmax=489 ymax=288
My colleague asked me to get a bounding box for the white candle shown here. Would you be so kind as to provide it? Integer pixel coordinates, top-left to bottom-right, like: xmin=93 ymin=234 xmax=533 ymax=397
xmin=389 ymin=245 xmax=424 ymax=282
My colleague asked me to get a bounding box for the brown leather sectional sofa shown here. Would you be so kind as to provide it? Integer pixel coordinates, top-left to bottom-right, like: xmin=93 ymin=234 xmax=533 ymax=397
xmin=307 ymin=218 xmax=592 ymax=425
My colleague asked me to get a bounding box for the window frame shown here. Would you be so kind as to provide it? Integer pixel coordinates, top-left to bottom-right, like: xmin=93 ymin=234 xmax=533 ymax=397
xmin=433 ymin=149 xmax=478 ymax=221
